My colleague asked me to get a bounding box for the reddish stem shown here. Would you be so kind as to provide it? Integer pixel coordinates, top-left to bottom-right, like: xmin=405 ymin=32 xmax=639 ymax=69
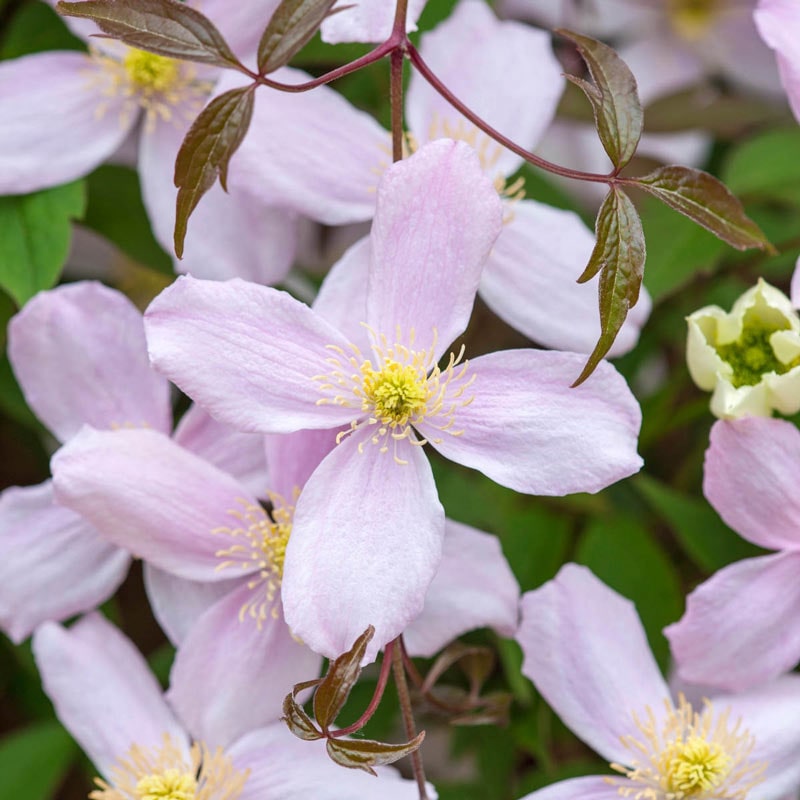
xmin=393 ymin=641 xmax=429 ymax=800
xmin=406 ymin=43 xmax=617 ymax=185
xmin=328 ymin=640 xmax=395 ymax=738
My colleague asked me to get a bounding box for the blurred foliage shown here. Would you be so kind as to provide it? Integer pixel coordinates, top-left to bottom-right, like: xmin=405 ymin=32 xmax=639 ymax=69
xmin=0 ymin=0 xmax=798 ymax=798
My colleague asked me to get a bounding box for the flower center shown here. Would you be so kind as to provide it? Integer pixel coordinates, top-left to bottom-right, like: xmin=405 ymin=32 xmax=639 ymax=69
xmin=609 ymin=695 xmax=766 ymax=800
xmin=213 ymin=492 xmax=297 ymax=626
xmin=715 ymin=311 xmax=798 ymax=388
xmin=668 ymin=0 xmax=718 ymax=40
xmin=136 ymin=770 xmax=196 ymax=800
xmin=313 ymin=327 xmax=475 ymax=464
xmin=88 ymin=46 xmax=213 ymax=130
xmin=90 ymin=734 xmax=248 ymax=800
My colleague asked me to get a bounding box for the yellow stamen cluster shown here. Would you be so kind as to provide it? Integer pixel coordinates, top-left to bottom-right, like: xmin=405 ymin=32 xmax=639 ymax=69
xmin=609 ymin=695 xmax=766 ymax=800
xmin=88 ymin=46 xmax=212 ymax=130
xmin=90 ymin=733 xmax=248 ymax=800
xmin=313 ymin=326 xmax=475 ymax=464
xmin=668 ymin=0 xmax=718 ymax=40
xmin=213 ymin=492 xmax=297 ymax=626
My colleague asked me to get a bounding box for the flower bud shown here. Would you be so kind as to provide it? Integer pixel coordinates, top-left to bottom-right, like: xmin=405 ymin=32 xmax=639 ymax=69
xmin=686 ymin=279 xmax=800 ymax=418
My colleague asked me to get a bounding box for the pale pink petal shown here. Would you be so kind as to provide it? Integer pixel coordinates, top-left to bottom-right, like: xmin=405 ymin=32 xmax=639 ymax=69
xmin=145 ymin=276 xmax=356 ymax=433
xmin=665 ymin=552 xmax=800 ymax=692
xmin=225 ymin=67 xmax=389 ymax=225
xmin=407 ymin=0 xmax=563 ymax=176
xmin=517 ymin=776 xmax=622 ymax=800
xmin=173 ymin=404 xmax=269 ymax=498
xmin=167 ymin=585 xmax=321 ymax=750
xmin=196 ymin=0 xmax=281 ymax=59
xmin=321 ymin=0 xmax=428 ymax=43
xmin=0 ymin=52 xmax=134 ymax=194
xmin=367 ymin=140 xmax=502 ymax=359
xmin=312 ymin=236 xmax=371 ymax=351
xmin=9 ymin=281 xmax=171 ymax=442
xmin=52 ymin=427 xmax=258 ymax=581
xmin=422 ymin=350 xmax=642 ymax=495
xmin=479 ymin=200 xmax=651 ymax=356
xmin=0 ymin=481 xmax=130 ymax=643
xmin=282 ymin=431 xmax=445 ymax=662
xmin=518 ymin=564 xmax=670 ymax=764
xmin=755 ymin=0 xmax=800 ymax=120
xmin=792 ymin=255 xmax=800 ymax=307
xmin=32 ymin=614 xmax=188 ymax=779
xmin=143 ymin=565 xmax=241 ymax=646
xmin=403 ymin=519 xmax=519 ymax=657
xmin=720 ymin=675 xmax=800 ymax=799
xmin=228 ymin=723 xmax=429 ymax=799
xmin=139 ymin=117 xmax=298 ymax=284
xmin=704 ymin=417 xmax=800 ymax=550
xmin=263 ymin=428 xmax=338 ymax=501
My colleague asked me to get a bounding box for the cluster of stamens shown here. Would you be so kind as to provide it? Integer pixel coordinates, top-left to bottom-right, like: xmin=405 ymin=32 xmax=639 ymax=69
xmin=213 ymin=492 xmax=297 ymax=627
xmin=608 ymin=695 xmax=765 ymax=800
xmin=88 ymin=46 xmax=213 ymax=130
xmin=667 ymin=0 xmax=719 ymax=39
xmin=90 ymin=733 xmax=248 ymax=800
xmin=313 ymin=326 xmax=475 ymax=464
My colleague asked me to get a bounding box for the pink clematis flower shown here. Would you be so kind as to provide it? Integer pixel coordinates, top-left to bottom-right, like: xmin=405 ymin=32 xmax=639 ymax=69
xmin=665 ymin=416 xmax=800 ymax=692
xmin=33 ymin=613 xmax=430 ymax=799
xmin=52 ymin=420 xmax=520 ymax=717
xmin=226 ymin=0 xmax=651 ymax=355
xmin=0 ymin=0 xmax=299 ymax=283
xmin=0 ymin=281 xmax=266 ymax=643
xmin=144 ymin=139 xmax=643 ymax=660
xmin=755 ymin=0 xmax=800 ymax=122
xmin=516 ymin=564 xmax=800 ymax=800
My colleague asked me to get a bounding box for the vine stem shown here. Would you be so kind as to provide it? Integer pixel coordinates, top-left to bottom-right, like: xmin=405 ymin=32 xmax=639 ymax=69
xmin=328 ymin=640 xmax=395 ymax=738
xmin=393 ymin=639 xmax=429 ymax=799
xmin=406 ymin=42 xmax=617 ymax=185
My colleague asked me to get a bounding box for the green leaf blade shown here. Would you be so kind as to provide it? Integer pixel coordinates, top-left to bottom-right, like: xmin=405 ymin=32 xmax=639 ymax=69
xmin=258 ymin=0 xmax=336 ymax=75
xmin=574 ymin=186 xmax=645 ymax=386
xmin=173 ymin=85 xmax=255 ymax=257
xmin=57 ymin=0 xmax=240 ymax=67
xmin=0 ymin=180 xmax=86 ymax=306
xmin=634 ymin=165 xmax=774 ymax=253
xmin=557 ymin=29 xmax=643 ymax=170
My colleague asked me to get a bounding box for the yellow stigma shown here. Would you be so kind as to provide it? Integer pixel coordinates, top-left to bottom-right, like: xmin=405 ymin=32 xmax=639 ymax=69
xmin=136 ymin=769 xmax=196 ymax=800
xmin=313 ymin=326 xmax=475 ymax=464
xmin=668 ymin=0 xmax=718 ymax=40
xmin=609 ymin=695 xmax=766 ymax=800
xmin=213 ymin=491 xmax=297 ymax=626
xmin=90 ymin=734 xmax=248 ymax=800
xmin=362 ymin=359 xmax=429 ymax=427
xmin=123 ymin=50 xmax=180 ymax=93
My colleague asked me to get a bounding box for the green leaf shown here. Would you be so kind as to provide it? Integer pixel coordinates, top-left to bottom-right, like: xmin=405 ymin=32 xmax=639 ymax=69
xmin=57 ymin=0 xmax=240 ymax=67
xmin=0 ymin=1 xmax=85 ymax=60
xmin=0 ymin=721 xmax=77 ymax=800
xmin=313 ymin=626 xmax=373 ymax=732
xmin=326 ymin=731 xmax=425 ymax=775
xmin=258 ymin=0 xmax=336 ymax=75
xmin=556 ymin=29 xmax=642 ymax=170
xmin=634 ymin=165 xmax=775 ymax=253
xmin=174 ymin=85 xmax=255 ymax=257
xmin=634 ymin=474 xmax=764 ymax=573
xmin=0 ymin=181 xmax=86 ymax=306
xmin=84 ymin=165 xmax=172 ymax=272
xmin=574 ymin=186 xmax=645 ymax=386
xmin=575 ymin=514 xmax=683 ymax=668
xmin=722 ymin=127 xmax=800 ymax=206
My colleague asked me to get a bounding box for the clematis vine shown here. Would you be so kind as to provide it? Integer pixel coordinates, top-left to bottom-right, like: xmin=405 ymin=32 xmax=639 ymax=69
xmin=144 ymin=139 xmax=643 ymax=660
xmin=686 ymin=278 xmax=800 ymax=418
xmin=0 ymin=281 xmax=266 ymax=643
xmin=666 ymin=415 xmax=800 ymax=692
xmin=516 ymin=563 xmax=800 ymax=800
xmin=33 ymin=613 xmax=430 ymax=799
xmin=0 ymin=0 xmax=299 ymax=282
xmin=225 ymin=0 xmax=651 ymax=355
